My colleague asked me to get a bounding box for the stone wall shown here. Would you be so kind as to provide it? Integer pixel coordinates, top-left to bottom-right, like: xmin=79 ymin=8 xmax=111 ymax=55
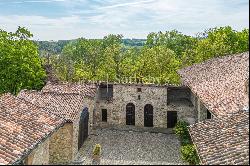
xmin=72 ymin=114 xmax=80 ymax=159
xmin=95 ymin=84 xmax=197 ymax=128
xmin=200 ymin=101 xmax=208 ymax=121
xmin=24 ymin=137 xmax=50 ymax=165
xmin=190 ymin=91 xmax=198 ymax=122
xmin=167 ymin=102 xmax=196 ymax=125
xmin=196 ymin=97 xmax=208 ymax=122
xmin=49 ymin=123 xmax=73 ymax=164
xmin=85 ymin=98 xmax=95 ymax=133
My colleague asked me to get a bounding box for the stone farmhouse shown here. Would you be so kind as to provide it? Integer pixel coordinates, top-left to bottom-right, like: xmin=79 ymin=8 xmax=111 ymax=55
xmin=0 ymin=52 xmax=249 ymax=165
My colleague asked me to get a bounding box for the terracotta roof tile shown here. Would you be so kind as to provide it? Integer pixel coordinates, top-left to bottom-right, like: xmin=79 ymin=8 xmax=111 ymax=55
xmin=18 ymin=91 xmax=87 ymax=122
xmin=189 ymin=111 xmax=249 ymax=165
xmin=0 ymin=93 xmax=65 ymax=165
xmin=178 ymin=52 xmax=249 ymax=118
xmin=42 ymin=82 xmax=96 ymax=98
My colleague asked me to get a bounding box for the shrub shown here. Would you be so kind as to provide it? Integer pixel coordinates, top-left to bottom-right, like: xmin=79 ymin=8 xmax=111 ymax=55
xmin=93 ymin=144 xmax=101 ymax=156
xmin=173 ymin=121 xmax=190 ymax=138
xmin=181 ymin=137 xmax=192 ymax=146
xmin=174 ymin=121 xmax=200 ymax=164
xmin=181 ymin=144 xmax=200 ymax=165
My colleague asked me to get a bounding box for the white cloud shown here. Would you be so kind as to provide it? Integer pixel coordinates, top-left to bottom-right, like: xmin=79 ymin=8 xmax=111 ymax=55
xmin=0 ymin=0 xmax=248 ymax=40
xmin=84 ymin=0 xmax=249 ymax=36
xmin=97 ymin=0 xmax=155 ymax=9
xmin=7 ymin=0 xmax=66 ymax=3
xmin=0 ymin=15 xmax=83 ymax=40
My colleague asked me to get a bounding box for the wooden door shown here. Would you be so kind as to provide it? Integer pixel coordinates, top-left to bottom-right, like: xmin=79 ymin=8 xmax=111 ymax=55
xmin=167 ymin=111 xmax=177 ymax=128
xmin=78 ymin=108 xmax=89 ymax=150
xmin=144 ymin=104 xmax=153 ymax=127
xmin=126 ymin=103 xmax=135 ymax=125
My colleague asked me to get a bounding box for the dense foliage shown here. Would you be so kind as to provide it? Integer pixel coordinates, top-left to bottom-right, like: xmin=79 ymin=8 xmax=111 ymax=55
xmin=181 ymin=144 xmax=200 ymax=165
xmin=42 ymin=26 xmax=248 ymax=84
xmin=174 ymin=121 xmax=200 ymax=165
xmin=0 ymin=27 xmax=46 ymax=95
xmin=0 ymin=26 xmax=248 ymax=94
xmin=173 ymin=121 xmax=191 ymax=144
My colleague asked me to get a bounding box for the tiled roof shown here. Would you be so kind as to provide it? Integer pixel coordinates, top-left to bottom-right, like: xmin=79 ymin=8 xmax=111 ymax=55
xmin=189 ymin=110 xmax=249 ymax=165
xmin=178 ymin=52 xmax=249 ymax=118
xmin=42 ymin=82 xmax=96 ymax=98
xmin=18 ymin=90 xmax=87 ymax=122
xmin=0 ymin=93 xmax=65 ymax=165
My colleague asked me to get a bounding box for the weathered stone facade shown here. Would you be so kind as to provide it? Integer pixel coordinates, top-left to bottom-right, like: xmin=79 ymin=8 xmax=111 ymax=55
xmin=72 ymin=117 xmax=80 ymax=159
xmin=85 ymin=98 xmax=95 ymax=132
xmin=94 ymin=84 xmax=196 ymax=128
xmin=24 ymin=138 xmax=50 ymax=165
xmin=190 ymin=91 xmax=212 ymax=122
xmin=49 ymin=123 xmax=73 ymax=164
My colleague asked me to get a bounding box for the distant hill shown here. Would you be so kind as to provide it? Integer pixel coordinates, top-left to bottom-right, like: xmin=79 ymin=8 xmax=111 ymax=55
xmin=35 ymin=39 xmax=146 ymax=55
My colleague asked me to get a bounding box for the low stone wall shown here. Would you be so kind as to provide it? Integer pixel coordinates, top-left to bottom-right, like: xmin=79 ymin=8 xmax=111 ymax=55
xmin=49 ymin=123 xmax=73 ymax=164
xmin=24 ymin=138 xmax=50 ymax=165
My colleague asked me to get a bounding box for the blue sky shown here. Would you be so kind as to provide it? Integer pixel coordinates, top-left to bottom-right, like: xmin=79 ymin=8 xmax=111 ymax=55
xmin=0 ymin=0 xmax=249 ymax=40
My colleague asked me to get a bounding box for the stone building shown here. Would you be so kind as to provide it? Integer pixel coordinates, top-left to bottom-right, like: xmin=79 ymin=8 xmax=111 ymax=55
xmin=2 ymin=53 xmax=248 ymax=165
xmin=178 ymin=52 xmax=249 ymax=165
xmin=0 ymin=93 xmax=66 ymax=165
xmin=18 ymin=82 xmax=96 ymax=164
xmin=94 ymin=83 xmax=196 ymax=128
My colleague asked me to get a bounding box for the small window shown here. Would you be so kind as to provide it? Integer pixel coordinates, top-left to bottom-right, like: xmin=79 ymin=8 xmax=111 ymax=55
xmin=102 ymin=109 xmax=107 ymax=122
xmin=207 ymin=110 xmax=212 ymax=119
xmin=138 ymin=95 xmax=141 ymax=100
xmin=137 ymin=88 xmax=142 ymax=92
xmin=99 ymin=84 xmax=113 ymax=100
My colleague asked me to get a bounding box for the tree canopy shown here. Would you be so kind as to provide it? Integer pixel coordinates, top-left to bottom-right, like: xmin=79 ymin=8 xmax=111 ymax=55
xmin=0 ymin=26 xmax=248 ymax=94
xmin=0 ymin=27 xmax=46 ymax=95
xmin=48 ymin=26 xmax=248 ymax=85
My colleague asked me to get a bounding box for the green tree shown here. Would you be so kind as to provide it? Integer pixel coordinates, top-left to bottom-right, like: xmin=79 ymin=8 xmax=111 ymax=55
xmin=57 ymin=34 xmax=124 ymax=82
xmin=182 ymin=26 xmax=249 ymax=67
xmin=136 ymin=46 xmax=181 ymax=84
xmin=48 ymin=26 xmax=249 ymax=85
xmin=0 ymin=27 xmax=46 ymax=95
xmin=145 ymin=30 xmax=198 ymax=59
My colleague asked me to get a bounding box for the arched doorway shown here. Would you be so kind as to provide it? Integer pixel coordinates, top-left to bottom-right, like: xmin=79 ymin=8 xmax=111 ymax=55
xmin=78 ymin=107 xmax=89 ymax=150
xmin=144 ymin=104 xmax=153 ymax=127
xmin=126 ymin=103 xmax=135 ymax=125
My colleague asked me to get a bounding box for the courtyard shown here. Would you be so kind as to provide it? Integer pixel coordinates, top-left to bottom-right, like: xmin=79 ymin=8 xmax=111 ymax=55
xmin=72 ymin=128 xmax=184 ymax=165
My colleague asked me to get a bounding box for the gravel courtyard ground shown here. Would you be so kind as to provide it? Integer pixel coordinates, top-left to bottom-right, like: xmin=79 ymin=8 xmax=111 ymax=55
xmin=72 ymin=128 xmax=184 ymax=165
